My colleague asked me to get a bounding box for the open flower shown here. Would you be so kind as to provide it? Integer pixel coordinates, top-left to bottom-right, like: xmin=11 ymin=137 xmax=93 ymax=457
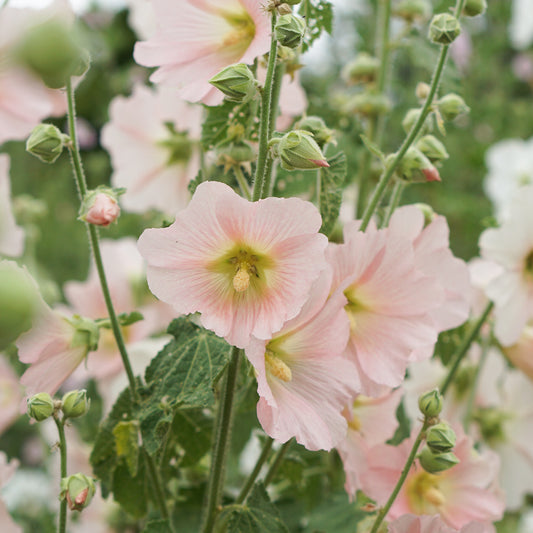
xmin=138 ymin=181 xmax=328 ymax=348
xmin=0 ymin=354 xmax=23 ymax=436
xmin=101 ymin=84 xmax=202 ymax=214
xmin=245 ymin=268 xmax=357 ymax=451
xmin=0 ymin=155 xmax=25 ymax=257
xmin=360 ymin=427 xmax=504 ymax=529
xmin=133 ymin=0 xmax=270 ymax=106
xmin=327 ymin=218 xmax=444 ymax=395
xmin=388 ymin=514 xmax=495 ymax=533
xmin=479 ymin=185 xmax=533 ymax=345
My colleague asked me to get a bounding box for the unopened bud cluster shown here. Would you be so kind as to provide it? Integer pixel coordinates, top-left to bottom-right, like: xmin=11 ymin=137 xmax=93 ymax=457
xmin=27 ymin=389 xmax=90 ymax=422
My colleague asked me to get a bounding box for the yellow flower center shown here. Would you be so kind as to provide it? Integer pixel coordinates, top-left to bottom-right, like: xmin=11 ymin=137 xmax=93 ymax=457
xmin=406 ymin=470 xmax=446 ymax=514
xmin=219 ymin=9 xmax=256 ymax=53
xmin=524 ymin=250 xmax=533 ymax=280
xmin=347 ymin=414 xmax=361 ymax=431
xmin=343 ymin=285 xmax=369 ymax=332
xmin=264 ymin=350 xmax=292 ymax=382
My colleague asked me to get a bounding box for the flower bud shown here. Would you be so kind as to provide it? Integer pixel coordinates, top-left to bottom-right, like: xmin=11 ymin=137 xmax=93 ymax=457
xmin=61 ymin=389 xmax=90 ymax=419
xmin=60 ymin=473 xmax=96 ymax=511
xmin=437 ymin=93 xmax=470 ymax=121
xmin=273 ymin=130 xmax=329 ymax=171
xmin=79 ymin=189 xmax=122 ymax=227
xmin=418 ymin=388 xmax=443 ymax=418
xmin=216 ymin=141 xmax=256 ymax=168
xmin=27 ymin=392 xmax=55 ymax=422
xmin=16 ymin=21 xmax=88 ymax=88
xmin=416 ymin=135 xmax=449 ymax=162
xmin=425 ymin=422 xmax=456 ymax=453
xmin=387 ymin=147 xmax=441 ymax=183
xmin=415 ymin=82 xmax=431 ymax=100
xmin=294 ymin=116 xmax=335 ymax=148
xmin=26 ymin=124 xmax=69 ymax=164
xmin=428 ymin=14 xmax=461 ymax=45
xmin=345 ymin=92 xmax=392 ymax=117
xmin=275 ymin=14 xmax=306 ymax=49
xmin=393 ymin=0 xmax=432 ymax=22
xmin=342 ymin=53 xmax=380 ymax=85
xmin=463 ymin=0 xmax=487 ymax=17
xmin=418 ymin=446 xmax=460 ymax=473
xmin=402 ymin=108 xmax=432 ymax=135
xmin=209 ymin=63 xmax=257 ymax=103
xmin=67 ymin=315 xmax=99 ymax=353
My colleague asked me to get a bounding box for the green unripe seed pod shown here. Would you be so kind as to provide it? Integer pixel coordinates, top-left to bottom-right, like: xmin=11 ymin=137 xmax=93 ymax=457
xmin=275 ymin=14 xmax=306 ymax=49
xmin=426 ymin=422 xmax=457 ymax=453
xmin=428 ymin=13 xmax=461 ymax=45
xmin=418 ymin=446 xmax=460 ymax=473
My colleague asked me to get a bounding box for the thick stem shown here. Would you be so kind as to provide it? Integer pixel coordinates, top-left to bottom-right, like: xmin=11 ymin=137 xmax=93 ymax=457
xmin=264 ymin=439 xmax=292 ymax=487
xmin=65 ymin=78 xmax=139 ymax=403
xmin=54 ymin=416 xmax=67 ymax=533
xmin=236 ymin=438 xmax=273 ymax=504
xmin=360 ymin=0 xmax=467 ymax=231
xmin=369 ymin=422 xmax=429 ymax=533
xmin=202 ymin=347 xmax=242 ymax=533
xmin=441 ymin=301 xmax=494 ymax=396
xmin=253 ymin=13 xmax=278 ymax=201
xmin=143 ymin=449 xmax=172 ymax=523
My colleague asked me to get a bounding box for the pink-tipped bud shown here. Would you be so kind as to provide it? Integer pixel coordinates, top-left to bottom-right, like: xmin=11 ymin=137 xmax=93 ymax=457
xmin=309 ymin=159 xmax=330 ymax=168
xmin=79 ymin=188 xmax=123 ymax=227
xmin=422 ymin=166 xmax=441 ymax=182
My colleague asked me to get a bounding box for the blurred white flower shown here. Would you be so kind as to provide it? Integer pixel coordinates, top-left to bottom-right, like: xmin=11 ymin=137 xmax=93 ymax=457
xmin=510 ymin=0 xmax=533 ymax=50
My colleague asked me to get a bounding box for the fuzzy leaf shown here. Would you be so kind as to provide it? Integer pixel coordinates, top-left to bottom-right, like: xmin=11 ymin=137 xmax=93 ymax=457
xmin=112 ymin=420 xmax=140 ymax=477
xmin=113 ymin=455 xmax=148 ymax=519
xmin=139 ymin=317 xmax=230 ymax=455
xmin=225 ymin=483 xmax=289 ymax=533
xmin=299 ymin=0 xmax=334 ymax=53
xmin=319 ymin=152 xmax=347 ymax=236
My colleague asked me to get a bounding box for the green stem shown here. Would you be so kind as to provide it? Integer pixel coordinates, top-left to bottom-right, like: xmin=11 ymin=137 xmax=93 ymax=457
xmin=143 ymin=449 xmax=172 ymax=524
xmin=360 ymin=0 xmax=467 ymax=231
xmin=234 ymin=166 xmax=251 ymax=200
xmin=202 ymin=347 xmax=242 ymax=533
xmin=236 ymin=438 xmax=274 ymax=504
xmin=264 ymin=440 xmax=292 ymax=487
xmin=253 ymin=12 xmax=278 ymax=201
xmin=441 ymin=301 xmax=494 ymax=396
xmin=382 ymin=180 xmax=404 ymax=227
xmin=463 ymin=335 xmax=489 ymax=430
xmin=65 ymin=78 xmax=139 ymax=403
xmin=54 ymin=416 xmax=67 ymax=533
xmin=369 ymin=422 xmax=429 ymax=533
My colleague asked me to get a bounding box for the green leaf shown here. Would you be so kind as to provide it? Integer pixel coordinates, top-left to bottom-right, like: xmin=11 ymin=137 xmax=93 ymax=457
xmin=303 ymin=492 xmax=366 ymax=533
xmin=112 ymin=420 xmax=140 ymax=477
xmin=187 ymin=169 xmax=204 ymax=195
xmin=225 ymin=483 xmax=289 ymax=533
xmin=143 ymin=519 xmax=174 ymax=533
xmin=319 ymin=152 xmax=347 ymax=236
xmin=360 ymin=134 xmax=385 ymax=162
xmin=118 ymin=311 xmax=144 ymax=327
xmin=299 ymin=0 xmax=334 ymax=53
xmin=139 ymin=317 xmax=230 ymax=455
xmin=169 ymin=409 xmax=212 ymax=467
xmin=113 ymin=455 xmax=148 ymax=519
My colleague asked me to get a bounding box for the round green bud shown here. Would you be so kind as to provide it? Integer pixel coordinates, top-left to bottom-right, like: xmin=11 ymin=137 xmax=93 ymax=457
xmin=61 ymin=389 xmax=90 ymax=419
xmin=0 ymin=262 xmax=38 ymax=350
xmin=393 ymin=0 xmax=432 ymax=22
xmin=428 ymin=14 xmax=461 ymax=45
xmin=418 ymin=388 xmax=443 ymax=418
xmin=26 ymin=124 xmax=70 ymax=164
xmin=425 ymin=422 xmax=456 ymax=453
xmin=294 ymin=116 xmax=335 ymax=148
xmin=418 ymin=446 xmax=460 ymax=473
xmin=401 ymin=108 xmax=432 ymax=135
xmin=463 ymin=0 xmax=487 ymax=17
xmin=275 ymin=14 xmax=306 ymax=48
xmin=16 ymin=21 xmax=88 ymax=89
xmin=345 ymin=92 xmax=392 ymax=117
xmin=27 ymin=392 xmax=55 ymax=422
xmin=437 ymin=93 xmax=470 ymax=121
xmin=209 ymin=63 xmax=257 ymax=103
xmin=342 ymin=52 xmax=380 ymax=85
xmin=60 ymin=473 xmax=96 ymax=511
xmin=216 ymin=141 xmax=256 ymax=167
xmin=275 ymin=130 xmax=330 ymax=171
xmin=416 ymin=135 xmax=449 ymax=162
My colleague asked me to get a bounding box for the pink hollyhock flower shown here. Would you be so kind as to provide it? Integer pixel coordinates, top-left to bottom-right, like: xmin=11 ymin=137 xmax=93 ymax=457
xmin=13 ymin=265 xmax=96 ymax=406
xmin=245 ymin=268 xmax=357 ymax=451
xmin=0 ymin=355 xmax=23 ymax=436
xmin=504 ymin=324 xmax=533 ymax=380
xmin=65 ymin=238 xmax=173 ymax=381
xmin=388 ymin=514 xmax=495 ymax=533
xmin=84 ymin=193 xmax=120 ymax=227
xmin=327 ymin=218 xmax=444 ymax=395
xmin=133 ymin=0 xmax=270 ymax=106
xmin=101 ymin=84 xmax=202 ymax=214
xmin=0 ymin=2 xmax=69 ymax=145
xmin=479 ymin=185 xmax=533 ymax=345
xmin=0 ymin=155 xmax=25 ymax=257
xmin=360 ymin=427 xmax=504 ymax=529
xmin=0 ymin=452 xmax=21 ymax=533
xmin=138 ymin=181 xmax=328 ymax=348
xmin=337 ymin=388 xmax=403 ymax=496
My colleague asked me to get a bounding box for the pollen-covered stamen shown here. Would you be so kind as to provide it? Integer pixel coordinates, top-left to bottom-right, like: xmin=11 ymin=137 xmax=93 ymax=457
xmin=407 ymin=471 xmax=446 ymax=514
xmin=425 ymin=486 xmax=446 ymax=507
xmin=347 ymin=414 xmax=361 ymax=432
xmin=265 ymin=350 xmax=292 ymax=382
xmin=233 ymin=266 xmax=251 ymax=292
